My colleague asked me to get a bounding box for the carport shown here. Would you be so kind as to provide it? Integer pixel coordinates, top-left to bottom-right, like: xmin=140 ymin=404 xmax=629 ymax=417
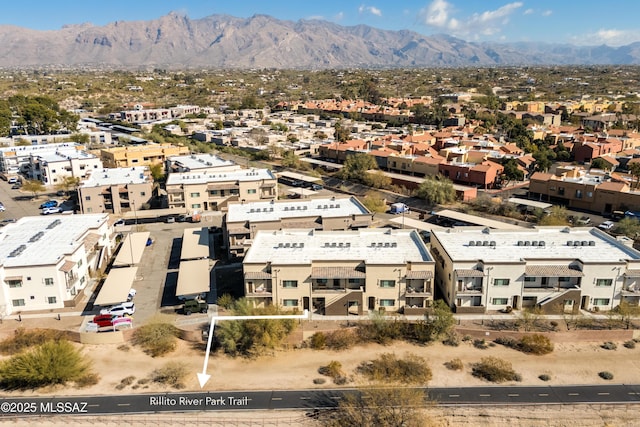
xmin=94 ymin=266 xmax=138 ymax=306
xmin=113 ymin=232 xmax=150 ymax=267
xmin=176 ymin=259 xmax=212 ymax=298
xmin=181 ymin=227 xmax=209 ymax=261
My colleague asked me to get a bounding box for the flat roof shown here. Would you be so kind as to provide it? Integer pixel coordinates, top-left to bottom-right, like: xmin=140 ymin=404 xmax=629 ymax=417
xmin=181 ymin=227 xmax=210 ymax=260
xmin=113 ymin=232 xmax=150 ymax=267
xmin=0 ymin=142 xmax=80 ymax=155
xmin=35 ymin=148 xmax=96 ymax=163
xmin=277 ymin=171 xmax=322 ymax=183
xmin=226 ymin=196 xmax=370 ymax=223
xmin=300 ymin=158 xmax=343 ymax=169
xmin=432 ymin=226 xmax=640 ymax=262
xmin=507 ymin=198 xmax=553 ymax=210
xmin=166 ymin=168 xmax=275 ymax=186
xmin=0 ymin=214 xmax=108 ymax=267
xmin=80 ymin=167 xmax=149 ymax=188
xmin=94 ymin=266 xmax=137 ymax=306
xmin=434 ymin=209 xmax=524 ymax=230
xmin=388 ymin=217 xmax=446 ymax=232
xmin=176 ymin=259 xmax=211 ymax=296
xmin=244 ymin=228 xmax=432 ymax=264
xmin=168 ymin=153 xmax=237 ymax=170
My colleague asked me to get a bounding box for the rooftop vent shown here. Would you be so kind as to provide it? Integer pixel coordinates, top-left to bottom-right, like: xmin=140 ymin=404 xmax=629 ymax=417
xmin=517 ymin=241 xmax=523 ymax=246
xmin=469 ymin=241 xmax=476 ymax=246
xmin=284 ymin=243 xmax=290 ymax=248
xmin=524 ymin=241 xmax=531 ymax=246
xmin=490 ymin=241 xmax=496 ymax=246
xmin=539 ymin=241 xmax=546 ymax=246
xmin=567 ymin=240 xmax=573 ymax=246
xmin=377 ymin=242 xmax=384 ymax=247
xmin=331 ymin=242 xmax=337 ymax=247
xmin=336 ymin=204 xmax=340 ymax=208
xmin=249 ymin=208 xmax=255 ymax=213
xmin=300 ymin=243 xmax=304 ymax=248
xmin=346 ymin=242 xmax=351 ymax=248
xmin=531 ymin=241 xmax=538 ymax=246
xmin=573 ymin=241 xmax=581 ymax=246
xmin=391 ymin=242 xmax=397 ymax=248
xmin=476 ymin=241 xmax=482 ymax=246
xmin=292 ymin=243 xmax=298 ymax=248
xmin=303 ymin=206 xmax=307 ymax=210
xmin=278 ymin=243 xmax=284 ymax=248
xmin=581 ymin=241 xmax=588 ymax=246
xmin=589 ymin=241 xmax=595 ymax=246
xmin=482 ymin=241 xmax=489 ymax=246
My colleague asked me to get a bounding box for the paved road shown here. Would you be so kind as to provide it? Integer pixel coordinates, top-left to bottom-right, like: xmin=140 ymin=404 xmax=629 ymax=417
xmin=1 ymin=385 xmax=639 ymax=417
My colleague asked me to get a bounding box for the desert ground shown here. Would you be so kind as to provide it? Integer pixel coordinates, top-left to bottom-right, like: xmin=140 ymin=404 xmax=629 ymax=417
xmin=1 ymin=317 xmax=640 ymax=426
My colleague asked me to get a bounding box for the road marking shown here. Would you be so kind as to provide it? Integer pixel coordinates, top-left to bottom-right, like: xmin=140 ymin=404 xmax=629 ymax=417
xmin=300 ymin=397 xmax=311 ymax=400
xmin=448 ymin=394 xmax=460 ymax=398
xmin=568 ymin=393 xmax=580 ymax=396
xmin=538 ymin=393 xmax=549 ymax=397
xmin=271 ymin=397 xmax=283 ymax=401
xmin=117 ymin=403 xmax=130 ymax=407
xmin=597 ymin=392 xmax=610 ymax=396
xmin=87 ymin=404 xmax=100 ymax=407
xmin=628 ymin=392 xmax=639 ymax=395
xmin=479 ymin=394 xmax=491 ymax=397
xmin=330 ymin=396 xmax=342 ymax=400
xmin=507 ymin=394 xmax=519 ymax=397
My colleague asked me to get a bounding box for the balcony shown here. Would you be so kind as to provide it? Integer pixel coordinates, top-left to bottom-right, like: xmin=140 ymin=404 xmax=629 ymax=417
xmin=403 ymin=286 xmax=432 ymax=297
xmin=457 ymin=285 xmax=483 ymax=295
xmin=454 ymin=304 xmax=485 ymax=314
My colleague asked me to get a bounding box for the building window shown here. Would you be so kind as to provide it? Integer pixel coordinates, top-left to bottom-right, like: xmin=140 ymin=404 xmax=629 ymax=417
xmin=77 ymin=259 xmax=83 ymax=268
xmin=209 ymin=190 xmax=218 ymax=196
xmin=230 ymin=189 xmax=239 ymax=195
xmin=191 ymin=204 xmax=201 ymax=209
xmin=493 ymin=278 xmax=510 ymax=286
xmin=48 ymin=297 xmax=57 ymax=304
xmin=558 ymin=187 xmax=565 ymax=196
xmin=85 ymin=196 xmax=91 ymax=201
xmin=247 ymin=189 xmax=257 ymax=194
xmin=80 ymin=276 xmax=85 ymax=284
xmin=282 ymin=280 xmax=298 ymax=288
xmin=87 ymin=208 xmax=93 ymax=213
xmin=575 ymin=190 xmax=582 ymax=199
xmin=586 ymin=191 xmax=593 ymax=198
xmin=380 ymin=280 xmax=396 ymax=288
xmin=596 ymin=279 xmax=613 ymax=287
xmin=559 ymin=277 xmax=570 ymax=282
xmin=593 ymin=298 xmax=610 ymax=306
xmin=283 ymin=299 xmax=298 ymax=307
xmin=492 ymin=298 xmax=509 ymax=305
xmin=44 ymin=278 xmax=54 ymax=286
xmin=316 ymin=279 xmax=328 ymax=285
xmin=524 ymin=277 xmax=536 ymax=282
xmin=379 ymin=299 xmax=395 ymax=307
xmin=141 ymin=192 xmax=146 ymax=196
xmin=7 ymin=280 xmax=22 ymax=288
xmin=12 ymin=299 xmax=25 ymax=307
xmin=190 ymin=192 xmax=200 ymax=198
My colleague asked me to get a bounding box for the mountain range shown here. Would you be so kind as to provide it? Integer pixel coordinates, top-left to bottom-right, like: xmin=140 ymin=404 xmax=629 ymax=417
xmin=1 ymin=12 xmax=639 ymax=69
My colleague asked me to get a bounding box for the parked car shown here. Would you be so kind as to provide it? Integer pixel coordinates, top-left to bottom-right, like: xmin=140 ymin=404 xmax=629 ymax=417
xmin=39 ymin=200 xmax=58 ymax=209
xmin=100 ymin=302 xmax=135 ymax=316
xmin=113 ymin=219 xmax=126 ymax=227
xmin=182 ymin=299 xmax=208 ymax=315
xmin=7 ymin=177 xmax=18 ymax=184
xmin=91 ymin=314 xmax=118 ymax=328
xmin=11 ymin=184 xmax=21 ymax=190
xmin=127 ymin=289 xmax=137 ymax=302
xmin=41 ymin=207 xmax=62 ymax=215
xmin=0 ymin=202 xmax=5 ymax=212
xmin=165 ymin=216 xmax=176 ymax=223
xmin=576 ymin=216 xmax=591 ymax=225
xmin=598 ymin=220 xmax=615 ymax=230
xmin=177 ymin=214 xmax=189 ymax=222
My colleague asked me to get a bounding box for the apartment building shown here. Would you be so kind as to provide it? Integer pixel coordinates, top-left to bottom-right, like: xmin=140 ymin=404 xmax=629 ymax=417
xmin=225 ymin=196 xmax=373 ymax=257
xmin=430 ymin=227 xmax=640 ymax=314
xmin=118 ymin=105 xmax=201 ymax=123
xmin=166 ymin=168 xmax=277 ymax=212
xmin=29 ymin=147 xmax=103 ymax=185
xmin=528 ymin=167 xmax=640 ymax=214
xmin=243 ymin=229 xmax=435 ymax=315
xmin=0 ymin=214 xmax=112 ymax=315
xmin=0 ymin=142 xmax=83 ymax=175
xmin=100 ymin=143 xmax=189 ymax=169
xmin=78 ymin=167 xmax=154 ymax=214
xmin=165 ymin=153 xmax=240 ymax=173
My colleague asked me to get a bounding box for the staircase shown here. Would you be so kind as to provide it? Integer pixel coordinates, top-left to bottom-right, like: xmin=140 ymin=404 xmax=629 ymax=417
xmin=538 ymin=287 xmax=581 ymax=314
xmin=325 ymin=290 xmax=364 ymax=316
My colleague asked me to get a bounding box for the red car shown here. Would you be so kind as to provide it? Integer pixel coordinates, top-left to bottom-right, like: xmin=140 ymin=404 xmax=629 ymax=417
xmin=91 ymin=314 xmax=118 ymax=327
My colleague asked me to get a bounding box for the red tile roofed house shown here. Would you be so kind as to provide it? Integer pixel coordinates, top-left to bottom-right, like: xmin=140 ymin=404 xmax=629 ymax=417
xmin=499 ymin=143 xmax=524 ymax=156
xmin=318 ymin=139 xmax=368 ymax=162
xmin=439 ymin=160 xmax=504 ymax=189
xmin=401 ymin=131 xmax=436 ymax=145
xmin=368 ymin=148 xmax=394 ymax=170
xmin=410 ymin=143 xmax=437 ymax=156
xmin=573 ymin=138 xmax=623 ymax=163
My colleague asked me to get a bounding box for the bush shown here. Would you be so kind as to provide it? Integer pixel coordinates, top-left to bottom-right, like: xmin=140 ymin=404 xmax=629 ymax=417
xmin=216 ymin=293 xmax=234 ymax=309
xmin=0 ymin=340 xmax=93 ymax=390
xmin=518 ymin=334 xmax=554 ymax=355
xmin=357 ymin=353 xmax=432 ymax=385
xmin=599 ymin=371 xmax=614 ymax=380
xmin=473 ymin=339 xmax=489 ymax=349
xmin=462 ymin=335 xmax=473 ymax=342
xmin=624 ymin=340 xmax=636 ymax=349
xmin=120 ymin=376 xmax=136 ymax=386
xmin=319 ymin=361 xmax=344 ymax=381
xmin=550 ymin=321 xmax=559 ymax=330
xmin=0 ymin=328 xmax=67 ymax=355
xmin=132 ymin=321 xmax=181 ymax=357
xmin=445 ymin=358 xmax=464 ymax=371
xmin=494 ymin=336 xmax=517 ymax=347
xmin=357 ymin=314 xmax=404 ymax=345
xmin=313 ymin=378 xmax=326 ymax=385
xmin=151 ymin=361 xmax=189 ymax=389
xmin=538 ymin=374 xmax=551 ymax=382
xmin=75 ymin=372 xmax=100 ymax=388
xmin=325 ymin=329 xmax=357 ymax=351
xmin=601 ymin=341 xmax=617 ymax=350
xmin=309 ymin=332 xmax=327 ymax=350
xmin=472 ymin=357 xmax=520 ymax=383
xmin=442 ymin=331 xmax=460 ymax=347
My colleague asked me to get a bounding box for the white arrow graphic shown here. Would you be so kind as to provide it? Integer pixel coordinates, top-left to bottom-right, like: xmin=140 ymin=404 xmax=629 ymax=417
xmin=196 ymin=310 xmax=309 ymax=388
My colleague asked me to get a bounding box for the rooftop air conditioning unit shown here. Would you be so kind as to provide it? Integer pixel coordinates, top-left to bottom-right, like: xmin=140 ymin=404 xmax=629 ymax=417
xmin=469 ymin=241 xmax=476 ymax=246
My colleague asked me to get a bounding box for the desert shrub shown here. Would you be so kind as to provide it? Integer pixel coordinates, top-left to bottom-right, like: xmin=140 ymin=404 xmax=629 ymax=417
xmin=599 ymin=371 xmax=614 ymax=380
xmin=309 ymin=332 xmax=327 ymax=350
xmin=0 ymin=328 xmax=67 ymax=355
xmin=518 ymin=334 xmax=554 ymax=355
xmin=117 ymin=344 xmax=130 ymax=352
xmin=624 ymin=340 xmax=636 ymax=349
xmin=494 ymin=336 xmax=517 ymax=347
xmin=0 ymin=340 xmax=93 ymax=390
xmin=313 ymin=378 xmax=326 ymax=385
xmin=442 ymin=331 xmax=460 ymax=347
xmin=319 ymin=361 xmax=344 ymax=380
xmin=357 ymin=353 xmax=431 ymax=385
xmin=151 ymin=361 xmax=189 ymax=389
xmin=462 ymin=335 xmax=473 ymax=342
xmin=473 ymin=339 xmax=489 ymax=349
xmin=472 ymin=357 xmax=520 ymax=383
xmin=325 ymin=329 xmax=357 ymax=351
xmin=137 ymin=378 xmax=150 ymax=385
xmin=75 ymin=372 xmax=100 ymax=388
xmin=216 ymin=293 xmax=234 ymax=309
xmin=550 ymin=321 xmax=559 ymax=330
xmin=538 ymin=374 xmax=551 ymax=382
xmin=357 ymin=313 xmax=404 ymax=345
xmin=120 ymin=376 xmax=136 ymax=386
xmin=601 ymin=341 xmax=617 ymax=350
xmin=132 ymin=321 xmax=180 ymax=357
xmin=445 ymin=358 xmax=464 ymax=371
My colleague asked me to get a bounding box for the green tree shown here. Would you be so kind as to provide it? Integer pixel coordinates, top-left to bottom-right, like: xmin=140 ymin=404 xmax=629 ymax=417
xmin=589 ymin=157 xmax=610 ymax=171
xmin=363 ymin=170 xmax=392 ymax=189
xmin=414 ymin=300 xmax=455 ymax=343
xmin=280 ymin=150 xmax=300 ymax=169
xmin=629 ymin=162 xmax=640 ymax=189
xmin=148 ymin=162 xmax=165 ymax=182
xmin=614 ymin=217 xmax=640 ymax=239
xmin=538 ymin=205 xmax=570 ymax=226
xmin=22 ymin=179 xmax=45 ymax=198
xmin=501 ymin=159 xmax=524 ymax=182
xmin=334 ymin=121 xmax=351 ymax=142
xmin=415 ymin=176 xmax=456 ymax=205
xmin=337 ymin=153 xmax=377 ymax=182
xmin=54 ymin=176 xmax=80 ymax=196
xmin=361 ymin=192 xmax=387 ymax=213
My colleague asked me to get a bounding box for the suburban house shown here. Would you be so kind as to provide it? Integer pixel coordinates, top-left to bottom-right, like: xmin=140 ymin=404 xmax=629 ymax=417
xmin=242 ymin=228 xmax=435 ymax=316
xmin=0 ymin=214 xmax=113 ymax=315
xmin=430 ymin=226 xmax=640 ymax=314
xmin=224 ymin=196 xmax=373 ymax=258
xmin=166 ymin=168 xmax=278 ymax=212
xmin=78 ymin=167 xmax=154 ymax=214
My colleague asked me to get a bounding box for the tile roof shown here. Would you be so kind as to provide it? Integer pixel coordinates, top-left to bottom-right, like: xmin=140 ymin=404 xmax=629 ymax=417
xmin=524 ymin=265 xmax=584 ymax=277
xmin=311 ymin=267 xmax=366 ymax=279
xmin=454 ymin=269 xmax=485 ymax=278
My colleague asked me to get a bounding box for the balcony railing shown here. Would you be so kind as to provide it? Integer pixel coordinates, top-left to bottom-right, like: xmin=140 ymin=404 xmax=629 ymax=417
xmin=457 ymin=286 xmax=483 ymax=295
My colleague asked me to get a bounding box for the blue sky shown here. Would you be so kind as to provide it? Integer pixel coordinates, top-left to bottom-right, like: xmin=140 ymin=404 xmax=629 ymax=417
xmin=2 ymin=0 xmax=640 ymax=46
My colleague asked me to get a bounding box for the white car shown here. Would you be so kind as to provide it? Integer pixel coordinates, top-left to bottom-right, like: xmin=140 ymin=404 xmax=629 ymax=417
xmin=0 ymin=202 xmax=5 ymax=212
xmin=598 ymin=220 xmax=615 ymax=230
xmin=100 ymin=302 xmax=135 ymax=316
xmin=42 ymin=207 xmax=62 ymax=215
xmin=127 ymin=289 xmax=137 ymax=301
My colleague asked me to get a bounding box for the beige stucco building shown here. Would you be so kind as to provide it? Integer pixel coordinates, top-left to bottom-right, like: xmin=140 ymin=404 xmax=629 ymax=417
xmin=224 ymin=196 xmax=373 ymax=258
xmin=100 ymin=143 xmax=189 ymax=169
xmin=78 ymin=167 xmax=154 ymax=214
xmin=166 ymin=168 xmax=277 ymax=212
xmin=430 ymin=227 xmax=640 ymax=314
xmin=243 ymin=228 xmax=435 ymax=315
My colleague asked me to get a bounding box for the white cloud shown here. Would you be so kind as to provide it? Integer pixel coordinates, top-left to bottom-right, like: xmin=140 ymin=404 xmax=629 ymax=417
xmin=358 ymin=5 xmax=383 ymax=17
xmin=419 ymin=1 xmax=523 ymax=38
xmin=541 ymin=10 xmax=552 ymax=16
xmin=571 ymin=28 xmax=640 ymax=46
xmin=523 ymin=8 xmax=534 ymax=15
xmin=333 ymin=11 xmax=345 ymax=22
